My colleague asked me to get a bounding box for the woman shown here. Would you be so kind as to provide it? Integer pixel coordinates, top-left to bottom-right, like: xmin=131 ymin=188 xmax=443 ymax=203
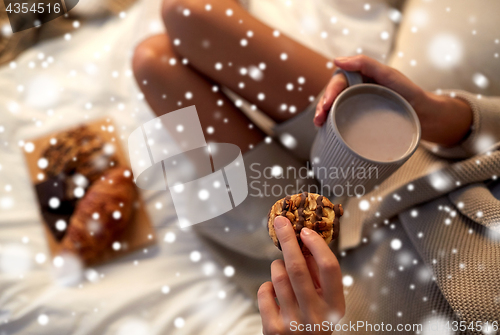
xmin=133 ymin=0 xmax=500 ymax=333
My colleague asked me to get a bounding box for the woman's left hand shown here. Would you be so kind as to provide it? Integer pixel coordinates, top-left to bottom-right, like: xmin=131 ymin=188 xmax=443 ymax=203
xmin=258 ymin=216 xmax=345 ymax=335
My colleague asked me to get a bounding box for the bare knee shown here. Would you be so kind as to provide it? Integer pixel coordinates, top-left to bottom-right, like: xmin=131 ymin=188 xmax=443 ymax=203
xmin=162 ymin=0 xmax=224 ymax=39
xmin=132 ymin=34 xmax=175 ymax=83
xmin=162 ymin=0 xmax=204 ymax=22
xmin=161 ymin=0 xmax=181 ymax=18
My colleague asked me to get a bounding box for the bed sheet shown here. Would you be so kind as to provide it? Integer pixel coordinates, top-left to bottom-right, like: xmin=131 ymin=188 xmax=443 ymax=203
xmin=0 ymin=0 xmax=396 ymax=334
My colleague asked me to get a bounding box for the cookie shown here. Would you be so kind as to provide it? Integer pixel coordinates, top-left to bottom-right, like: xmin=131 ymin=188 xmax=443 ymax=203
xmin=267 ymin=192 xmax=342 ymax=254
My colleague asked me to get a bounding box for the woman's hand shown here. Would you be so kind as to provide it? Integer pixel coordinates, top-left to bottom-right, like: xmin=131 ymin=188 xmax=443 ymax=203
xmin=314 ymin=55 xmax=473 ymax=147
xmin=257 ymin=216 xmax=345 ymax=335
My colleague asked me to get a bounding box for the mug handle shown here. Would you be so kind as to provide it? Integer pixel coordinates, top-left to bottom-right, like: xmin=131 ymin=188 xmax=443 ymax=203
xmin=333 ymin=68 xmax=363 ymax=86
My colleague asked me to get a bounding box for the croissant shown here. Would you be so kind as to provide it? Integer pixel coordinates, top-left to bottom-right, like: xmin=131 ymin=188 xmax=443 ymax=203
xmin=60 ymin=167 xmax=137 ymax=264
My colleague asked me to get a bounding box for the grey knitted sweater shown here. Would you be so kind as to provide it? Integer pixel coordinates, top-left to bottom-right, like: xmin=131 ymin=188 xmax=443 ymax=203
xmin=195 ymin=90 xmax=500 ymax=333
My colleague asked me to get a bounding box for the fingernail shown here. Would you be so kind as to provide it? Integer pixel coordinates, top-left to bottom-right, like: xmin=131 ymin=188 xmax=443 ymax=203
xmin=301 ymin=227 xmax=313 ymax=235
xmin=322 ymin=96 xmax=328 ymax=106
xmin=335 ymin=56 xmax=349 ymax=62
xmin=274 ymin=216 xmax=288 ymax=229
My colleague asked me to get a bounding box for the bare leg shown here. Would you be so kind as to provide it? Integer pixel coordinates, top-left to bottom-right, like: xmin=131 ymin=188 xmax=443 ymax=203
xmin=162 ymin=0 xmax=333 ymax=123
xmin=133 ymin=34 xmax=265 ymax=154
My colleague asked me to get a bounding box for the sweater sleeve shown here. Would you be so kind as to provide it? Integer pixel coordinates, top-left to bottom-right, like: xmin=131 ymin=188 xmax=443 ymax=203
xmin=421 ymin=90 xmax=500 ymax=159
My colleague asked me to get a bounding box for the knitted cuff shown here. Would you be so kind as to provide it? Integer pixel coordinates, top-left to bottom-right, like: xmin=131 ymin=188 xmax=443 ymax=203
xmin=423 ymin=90 xmax=500 ymax=159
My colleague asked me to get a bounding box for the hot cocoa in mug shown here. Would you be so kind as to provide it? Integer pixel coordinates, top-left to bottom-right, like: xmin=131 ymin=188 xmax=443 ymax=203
xmin=311 ymin=70 xmax=421 ymax=195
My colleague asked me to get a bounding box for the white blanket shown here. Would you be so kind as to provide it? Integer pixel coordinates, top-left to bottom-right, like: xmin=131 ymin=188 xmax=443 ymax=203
xmin=0 ymin=1 xmax=395 ymax=334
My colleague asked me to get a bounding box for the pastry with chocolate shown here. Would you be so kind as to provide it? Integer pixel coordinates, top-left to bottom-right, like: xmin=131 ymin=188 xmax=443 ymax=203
xmin=34 ymin=175 xmax=75 ymax=241
xmin=60 ymin=167 xmax=137 ymax=264
xmin=34 ymin=126 xmax=118 ymax=242
xmin=267 ymin=193 xmax=343 ymax=255
xmin=42 ymin=125 xmax=117 ymax=185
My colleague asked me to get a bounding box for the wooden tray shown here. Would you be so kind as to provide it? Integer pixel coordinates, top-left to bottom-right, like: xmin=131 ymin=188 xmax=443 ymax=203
xmin=23 ymin=118 xmax=156 ymax=266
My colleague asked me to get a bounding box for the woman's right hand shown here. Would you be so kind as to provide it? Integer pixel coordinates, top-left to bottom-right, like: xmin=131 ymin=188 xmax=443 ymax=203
xmin=314 ymin=55 xmax=473 ymax=148
xmin=257 ymin=216 xmax=345 ymax=335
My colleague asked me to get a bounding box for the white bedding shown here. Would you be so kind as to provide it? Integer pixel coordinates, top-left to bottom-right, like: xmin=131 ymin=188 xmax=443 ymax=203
xmin=0 ymin=1 xmax=395 ymax=334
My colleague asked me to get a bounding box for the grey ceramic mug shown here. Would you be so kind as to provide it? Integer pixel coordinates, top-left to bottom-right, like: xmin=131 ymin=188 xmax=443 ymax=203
xmin=310 ymin=69 xmax=421 ymax=196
